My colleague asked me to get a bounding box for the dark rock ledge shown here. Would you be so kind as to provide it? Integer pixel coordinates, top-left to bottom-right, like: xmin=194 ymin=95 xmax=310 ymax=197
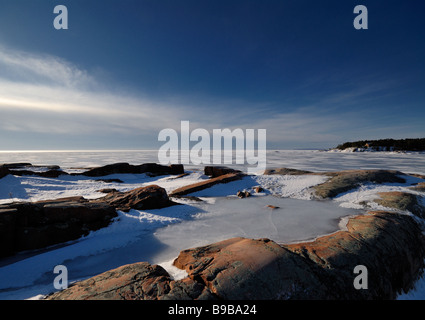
xmin=0 ymin=163 xmax=184 ymax=179
xmin=0 ymin=185 xmax=177 ymax=258
xmin=0 ymin=196 xmax=116 ymax=258
xmin=0 ymin=162 xmax=184 ymax=257
xmin=0 ymin=163 xmax=230 ymax=258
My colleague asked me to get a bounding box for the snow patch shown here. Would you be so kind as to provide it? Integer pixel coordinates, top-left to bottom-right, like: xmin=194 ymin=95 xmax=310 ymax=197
xmin=254 ymin=174 xmax=329 ymax=199
xmin=157 ymin=259 xmax=188 ymax=281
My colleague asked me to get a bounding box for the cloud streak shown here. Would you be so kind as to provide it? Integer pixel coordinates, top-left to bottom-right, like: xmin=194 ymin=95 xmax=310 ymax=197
xmin=0 ymin=46 xmax=93 ymax=88
xmin=0 ymin=46 xmax=190 ymax=136
xmin=0 ymin=45 xmax=416 ymax=149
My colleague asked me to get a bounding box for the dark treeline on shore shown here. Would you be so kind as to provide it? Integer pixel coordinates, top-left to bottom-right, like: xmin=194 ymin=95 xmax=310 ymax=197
xmin=336 ymin=138 xmax=425 ymax=151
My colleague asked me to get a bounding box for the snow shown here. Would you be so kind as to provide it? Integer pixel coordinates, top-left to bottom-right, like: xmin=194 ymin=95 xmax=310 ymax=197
xmin=152 ymin=196 xmax=361 ymax=264
xmin=157 ymin=259 xmax=188 ymax=281
xmin=254 ymin=174 xmax=329 ymax=200
xmin=1 ymin=149 xmax=425 ymax=175
xmin=0 ymin=204 xmax=199 ymax=299
xmin=0 ymin=170 xmax=208 ymax=205
xmin=0 ymin=150 xmax=424 ymax=300
xmin=333 ymin=174 xmax=425 ymax=211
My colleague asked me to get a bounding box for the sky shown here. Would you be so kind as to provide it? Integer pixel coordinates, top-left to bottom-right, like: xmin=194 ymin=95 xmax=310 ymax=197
xmin=0 ymin=0 xmax=424 ymax=150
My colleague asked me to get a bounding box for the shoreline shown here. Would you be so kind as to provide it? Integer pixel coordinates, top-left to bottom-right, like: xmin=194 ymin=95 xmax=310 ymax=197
xmin=0 ymin=161 xmax=424 ymax=300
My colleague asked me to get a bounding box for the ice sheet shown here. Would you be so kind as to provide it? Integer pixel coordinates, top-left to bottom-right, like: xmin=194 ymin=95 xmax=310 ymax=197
xmin=1 ymin=149 xmax=424 ymax=174
xmin=0 ymin=149 xmax=424 ymax=300
xmin=152 ymin=195 xmax=361 ymax=264
xmin=0 ymin=193 xmax=361 ymax=300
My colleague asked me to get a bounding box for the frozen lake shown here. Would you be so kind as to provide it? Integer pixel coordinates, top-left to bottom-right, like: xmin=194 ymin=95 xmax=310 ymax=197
xmin=0 ymin=149 xmax=424 ymax=299
xmin=152 ymin=195 xmax=360 ymax=264
xmin=0 ymin=149 xmax=424 ymax=174
xmin=0 ymin=193 xmax=360 ymax=300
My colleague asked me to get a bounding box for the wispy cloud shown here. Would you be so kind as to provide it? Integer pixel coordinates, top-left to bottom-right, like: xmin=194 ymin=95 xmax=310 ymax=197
xmin=0 ymin=46 xmax=189 ymax=136
xmin=0 ymin=46 xmax=93 ymax=88
xmin=0 ymin=45 xmax=418 ymax=149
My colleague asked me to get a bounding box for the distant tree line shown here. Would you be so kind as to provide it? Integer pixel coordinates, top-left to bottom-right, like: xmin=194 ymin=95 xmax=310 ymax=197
xmin=336 ymin=138 xmax=425 ymax=151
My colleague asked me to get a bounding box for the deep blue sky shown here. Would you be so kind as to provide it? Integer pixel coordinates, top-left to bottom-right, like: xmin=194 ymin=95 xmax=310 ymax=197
xmin=0 ymin=0 xmax=424 ymax=150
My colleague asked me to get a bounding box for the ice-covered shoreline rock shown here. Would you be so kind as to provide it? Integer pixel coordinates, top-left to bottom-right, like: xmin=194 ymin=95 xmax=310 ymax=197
xmin=46 ymin=209 xmax=425 ymax=300
xmin=1 ymin=163 xmax=425 ymax=300
xmin=0 ymin=162 xmax=185 ymax=180
xmin=45 ymin=167 xmax=425 ymax=300
xmin=0 ymin=185 xmax=179 ymax=258
xmin=0 ymin=196 xmax=117 ymax=258
xmin=312 ymin=169 xmax=406 ymax=199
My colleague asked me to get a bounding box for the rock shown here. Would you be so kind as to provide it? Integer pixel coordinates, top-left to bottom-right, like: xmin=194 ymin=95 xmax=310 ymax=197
xmin=0 ymin=208 xmax=18 ymax=257
xmin=161 ymin=277 xmax=217 ymax=300
xmin=236 ymin=190 xmax=251 ymax=198
xmin=170 ymin=173 xmax=243 ymax=197
xmin=173 ymin=237 xmax=328 ymax=299
xmin=42 ymin=201 xmax=114 ymax=224
xmin=266 ymin=205 xmax=280 ymax=210
xmin=173 ymin=211 xmax=425 ymax=300
xmin=254 ymin=186 xmax=264 ymax=193
xmin=408 ymin=173 xmax=425 ymax=180
xmin=263 ymin=168 xmax=314 ymax=175
xmin=46 ymin=261 xmax=217 ymax=300
xmin=0 ymin=165 xmax=10 ymax=179
xmin=1 ymin=163 xmax=60 ymax=170
xmin=204 ymin=166 xmax=242 ymax=178
xmin=43 ymin=165 xmax=61 ymax=170
xmin=80 ymin=163 xmax=132 ymax=177
xmin=373 ymin=191 xmax=425 ymax=218
xmin=46 ymin=262 xmax=172 ymax=300
xmin=285 ymin=211 xmax=425 ymax=299
xmin=35 ymin=196 xmax=87 ymax=204
xmin=263 ymin=168 xmax=411 ymax=200
xmin=313 ymin=170 xmax=406 ymax=199
xmin=0 ymin=184 xmax=179 ymax=257
xmin=4 ymin=163 xmax=66 ymax=178
xmin=264 ymin=169 xmax=412 ymax=200
xmin=95 ymin=178 xmax=124 ymax=183
xmin=81 ymin=163 xmax=184 ymax=177
xmin=169 ymin=195 xmax=204 ymax=202
xmin=9 ymin=169 xmax=68 ymax=178
xmin=94 ymin=185 xmax=178 ymax=212
xmin=97 ymin=188 xmax=118 ymax=194
xmin=1 ymin=163 xmax=32 ymax=169
xmin=13 ymin=165 xmax=424 ymax=300
xmin=0 ymin=197 xmax=117 ymax=258
xmin=3 ymin=162 xmax=184 ymax=179
xmin=44 ymin=209 xmax=425 ymax=300
xmin=410 ymin=182 xmax=425 ymax=192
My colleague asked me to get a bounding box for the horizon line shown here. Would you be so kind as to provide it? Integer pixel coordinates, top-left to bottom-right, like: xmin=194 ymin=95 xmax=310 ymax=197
xmin=0 ymin=148 xmax=324 ymax=153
